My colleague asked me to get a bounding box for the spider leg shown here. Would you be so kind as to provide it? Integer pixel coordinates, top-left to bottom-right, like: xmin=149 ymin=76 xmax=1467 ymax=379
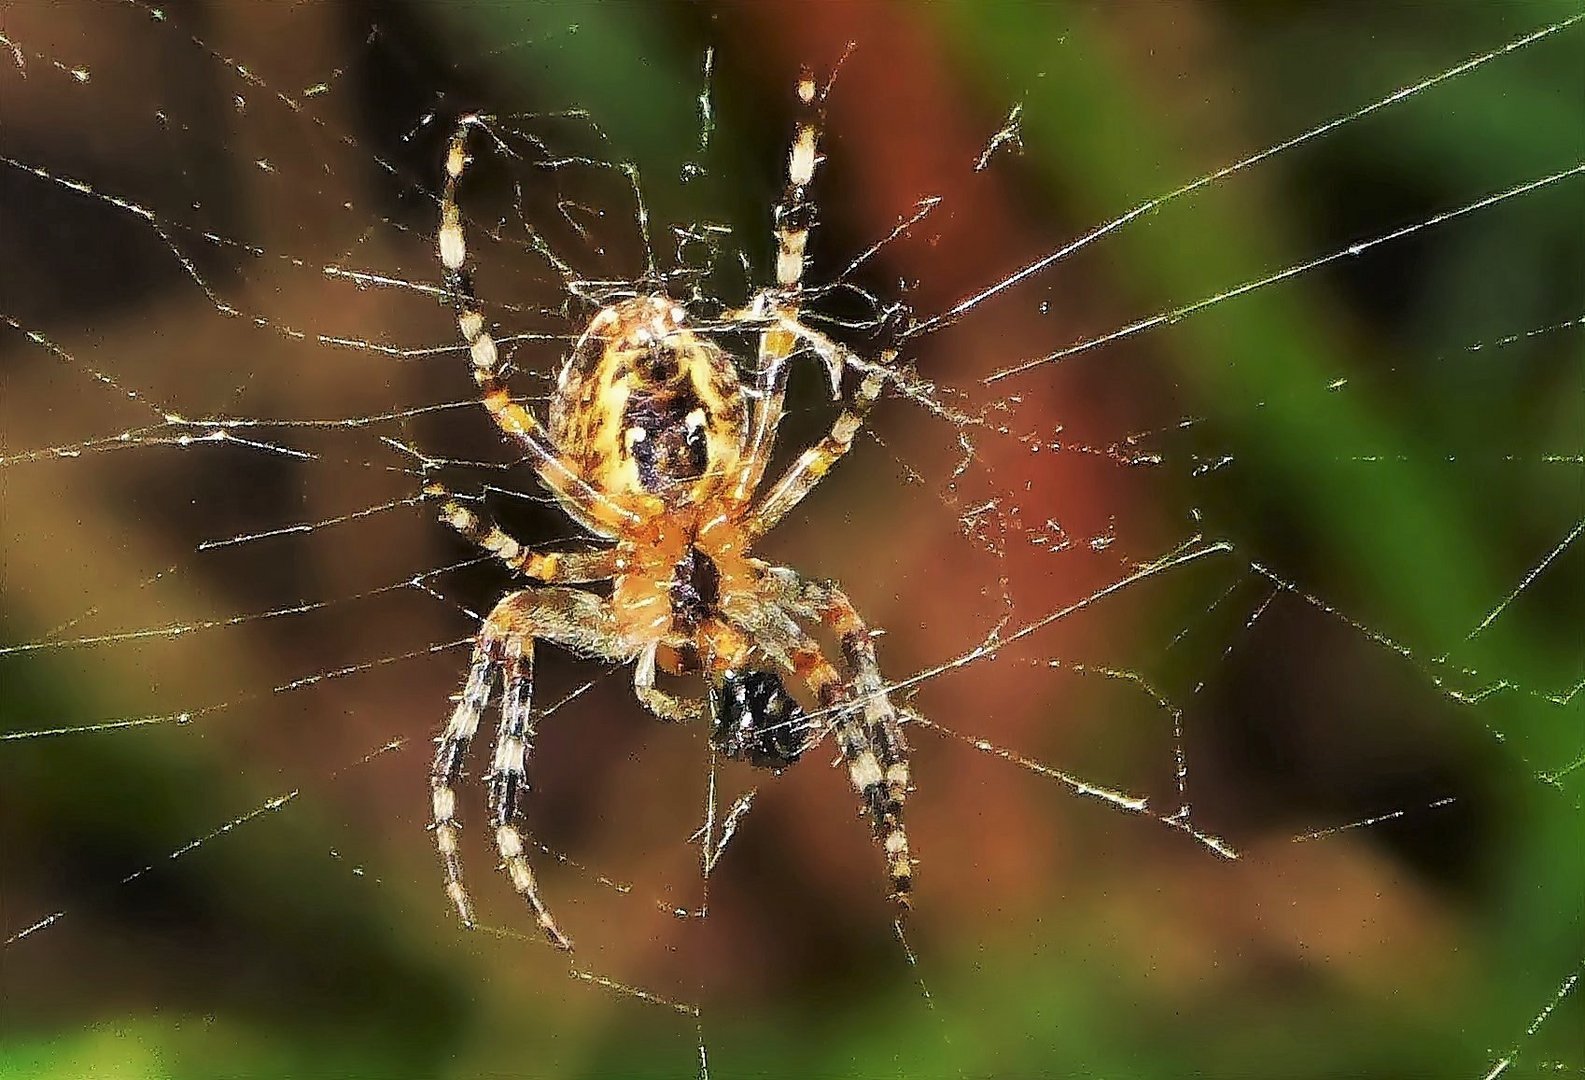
xmin=731 ymin=68 xmax=828 ymax=507
xmin=430 ymin=586 xmax=628 ymax=950
xmin=758 ymin=568 xmax=914 ymax=904
xmin=753 ymin=607 xmax=913 ymax=911
xmin=775 ymin=68 xmax=822 ymax=295
xmin=488 ymin=636 xmax=568 ymax=949
xmin=428 ymin=482 xmax=617 ymax=582
xmin=744 ymin=340 xmax=894 ymax=541
xmin=432 ymin=636 xmax=493 ymax=929
xmin=438 ymin=116 xmax=639 ymax=539
xmin=633 ymin=641 xmax=706 ymax=722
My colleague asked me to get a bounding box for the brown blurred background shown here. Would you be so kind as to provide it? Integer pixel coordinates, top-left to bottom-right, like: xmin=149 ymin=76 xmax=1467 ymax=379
xmin=3 ymin=2 xmax=1580 ymax=1077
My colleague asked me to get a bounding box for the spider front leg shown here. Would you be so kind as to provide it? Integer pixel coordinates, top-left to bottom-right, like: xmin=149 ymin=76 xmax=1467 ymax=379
xmin=746 ymin=342 xmax=895 ymax=540
xmin=733 ymin=67 xmax=829 ymax=504
xmin=765 ymin=572 xmax=914 ymax=904
xmin=430 ymin=586 xmax=627 ymax=950
xmin=432 ymin=636 xmax=492 ymax=929
xmin=488 ymin=636 xmax=568 ymax=948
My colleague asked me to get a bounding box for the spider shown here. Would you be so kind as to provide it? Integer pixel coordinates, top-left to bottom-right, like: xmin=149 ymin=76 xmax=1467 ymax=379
xmin=431 ymin=68 xmax=913 ymax=950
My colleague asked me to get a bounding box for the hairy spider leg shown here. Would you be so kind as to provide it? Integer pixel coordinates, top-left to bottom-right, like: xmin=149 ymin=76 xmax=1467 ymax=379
xmin=747 ymin=344 xmax=892 ymax=540
xmin=427 ymin=482 xmax=618 ymax=583
xmin=438 ymin=117 xmax=641 ymax=539
xmin=733 ymin=67 xmax=827 ymax=507
xmin=432 ymin=637 xmax=492 ymax=929
xmin=758 ymin=567 xmax=915 ymax=902
xmin=489 ymin=640 xmax=566 ymax=947
xmin=777 ymin=614 xmax=915 ymax=912
xmin=430 ymin=587 xmax=630 ymax=950
xmin=798 ymin=578 xmax=913 ymax=900
xmin=634 ymin=640 xmax=706 ymax=722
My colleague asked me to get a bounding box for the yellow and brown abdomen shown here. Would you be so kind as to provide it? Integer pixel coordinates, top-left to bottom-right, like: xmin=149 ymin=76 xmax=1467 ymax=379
xmin=550 ymin=297 xmax=747 ymax=510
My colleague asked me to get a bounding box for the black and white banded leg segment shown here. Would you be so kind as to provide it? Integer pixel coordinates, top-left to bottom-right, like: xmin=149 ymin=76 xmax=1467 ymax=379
xmin=426 ymin=481 xmax=617 ymax=584
xmin=489 ymin=639 xmax=566 ymax=947
xmin=438 ymin=116 xmax=638 ymax=540
xmin=431 ymin=587 xmax=628 ymax=950
xmin=432 ymin=636 xmax=491 ymax=929
xmin=760 ymin=566 xmax=915 ymax=903
xmin=733 ymin=67 xmax=828 ymax=505
xmin=747 ymin=343 xmax=893 ymax=540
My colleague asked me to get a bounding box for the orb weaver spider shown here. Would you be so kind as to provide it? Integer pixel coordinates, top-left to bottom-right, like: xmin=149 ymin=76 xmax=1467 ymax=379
xmin=431 ymin=68 xmax=913 ymax=950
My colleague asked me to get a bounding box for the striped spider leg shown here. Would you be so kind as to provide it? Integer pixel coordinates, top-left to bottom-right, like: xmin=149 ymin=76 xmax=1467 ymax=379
xmin=432 ymin=585 xmax=628 ymax=951
xmin=428 ymin=488 xmax=621 ymax=948
xmin=731 ymin=66 xmax=829 ymax=507
xmin=746 ymin=565 xmax=914 ymax=904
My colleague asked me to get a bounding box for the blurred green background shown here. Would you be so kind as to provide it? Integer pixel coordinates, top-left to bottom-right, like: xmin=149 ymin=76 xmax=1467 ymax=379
xmin=2 ymin=2 xmax=1580 ymax=1078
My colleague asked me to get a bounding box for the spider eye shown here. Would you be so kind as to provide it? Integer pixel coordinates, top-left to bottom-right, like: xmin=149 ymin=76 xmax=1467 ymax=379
xmin=708 ymin=668 xmax=810 ymax=771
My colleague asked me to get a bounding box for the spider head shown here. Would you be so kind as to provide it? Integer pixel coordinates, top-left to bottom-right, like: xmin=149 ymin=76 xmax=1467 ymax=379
xmin=708 ymin=667 xmax=811 ymax=771
xmin=550 ymin=296 xmax=746 ymax=508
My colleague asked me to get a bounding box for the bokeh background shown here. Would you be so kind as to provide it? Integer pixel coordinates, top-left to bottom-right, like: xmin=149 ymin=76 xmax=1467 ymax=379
xmin=3 ymin=2 xmax=1581 ymax=1078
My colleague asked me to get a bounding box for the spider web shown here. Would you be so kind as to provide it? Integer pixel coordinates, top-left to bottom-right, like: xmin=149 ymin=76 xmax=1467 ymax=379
xmin=3 ymin=3 xmax=1581 ymax=1077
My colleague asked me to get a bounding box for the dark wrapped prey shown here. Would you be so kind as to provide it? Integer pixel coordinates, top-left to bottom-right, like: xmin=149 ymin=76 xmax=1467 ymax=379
xmin=709 ymin=668 xmax=812 ymax=770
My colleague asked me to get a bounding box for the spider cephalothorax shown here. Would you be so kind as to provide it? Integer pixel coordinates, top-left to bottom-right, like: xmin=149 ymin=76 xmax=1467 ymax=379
xmin=431 ymin=70 xmax=914 ymax=951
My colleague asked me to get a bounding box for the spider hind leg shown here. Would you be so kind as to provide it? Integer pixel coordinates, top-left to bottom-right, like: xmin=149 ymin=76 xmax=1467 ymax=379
xmin=430 ymin=586 xmax=628 ymax=951
xmin=488 ymin=638 xmax=571 ymax=950
xmin=762 ymin=569 xmax=916 ymax=907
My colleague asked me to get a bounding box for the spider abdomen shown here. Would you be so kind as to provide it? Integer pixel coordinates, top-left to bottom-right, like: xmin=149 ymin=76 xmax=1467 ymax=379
xmin=549 ymin=296 xmax=747 ymax=508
